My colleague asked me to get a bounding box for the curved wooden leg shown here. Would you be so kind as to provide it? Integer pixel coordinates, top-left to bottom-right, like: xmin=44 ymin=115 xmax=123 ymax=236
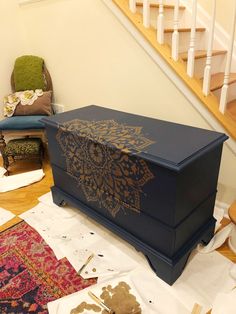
xmin=0 ymin=131 xmax=9 ymax=173
xmin=42 ymin=130 xmax=48 ymax=157
xmin=0 ymin=131 xmax=6 ymax=154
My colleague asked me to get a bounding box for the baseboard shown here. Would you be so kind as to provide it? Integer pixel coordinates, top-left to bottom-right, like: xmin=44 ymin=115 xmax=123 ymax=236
xmin=52 ymin=103 xmax=65 ymax=114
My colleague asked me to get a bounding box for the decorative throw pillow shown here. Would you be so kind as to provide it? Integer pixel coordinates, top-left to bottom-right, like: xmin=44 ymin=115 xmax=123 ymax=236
xmin=14 ymin=91 xmax=52 ymax=116
xmin=13 ymin=55 xmax=46 ymax=92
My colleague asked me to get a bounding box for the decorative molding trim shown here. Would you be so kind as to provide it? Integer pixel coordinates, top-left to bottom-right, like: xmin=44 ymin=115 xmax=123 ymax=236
xmin=101 ymin=0 xmax=236 ymax=155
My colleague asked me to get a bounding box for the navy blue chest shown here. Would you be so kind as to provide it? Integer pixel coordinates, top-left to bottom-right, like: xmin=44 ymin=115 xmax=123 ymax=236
xmin=42 ymin=105 xmax=228 ymax=284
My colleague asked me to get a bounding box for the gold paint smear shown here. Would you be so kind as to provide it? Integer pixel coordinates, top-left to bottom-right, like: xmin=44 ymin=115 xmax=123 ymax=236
xmin=70 ymin=302 xmax=101 ymax=313
xmin=101 ymin=281 xmax=141 ymax=314
xmin=70 ymin=281 xmax=141 ymax=314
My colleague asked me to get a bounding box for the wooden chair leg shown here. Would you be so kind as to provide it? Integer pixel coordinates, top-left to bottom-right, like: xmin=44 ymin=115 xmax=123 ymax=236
xmin=39 ymin=149 xmax=44 ymax=168
xmin=0 ymin=131 xmax=9 ymax=172
xmin=4 ymin=158 xmax=9 ymax=176
xmin=0 ymin=131 xmax=6 ymax=154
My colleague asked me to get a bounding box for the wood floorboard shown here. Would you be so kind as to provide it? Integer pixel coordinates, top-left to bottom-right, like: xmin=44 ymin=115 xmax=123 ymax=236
xmin=0 ymin=156 xmax=53 ymax=232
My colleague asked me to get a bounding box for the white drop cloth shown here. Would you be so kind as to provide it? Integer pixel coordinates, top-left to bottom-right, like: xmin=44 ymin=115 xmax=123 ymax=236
xmin=0 ymin=207 xmax=15 ymax=225
xmin=20 ymin=192 xmax=236 ymax=313
xmin=48 ymin=249 xmax=236 ymax=314
xmin=0 ymin=166 xmax=7 ymax=178
xmin=213 ymin=207 xmax=225 ymax=231
xmin=211 ymin=289 xmax=236 ymax=314
xmin=198 ymin=223 xmax=234 ymax=253
xmin=229 ymin=264 xmax=236 ymax=280
xmin=0 ymin=169 xmax=45 ymax=192
xmin=166 ymin=250 xmax=236 ymax=312
xmin=48 ymin=271 xmax=190 ymax=314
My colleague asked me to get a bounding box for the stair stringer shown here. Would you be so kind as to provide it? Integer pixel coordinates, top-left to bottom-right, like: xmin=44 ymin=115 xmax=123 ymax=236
xmin=101 ymin=0 xmax=236 ymax=155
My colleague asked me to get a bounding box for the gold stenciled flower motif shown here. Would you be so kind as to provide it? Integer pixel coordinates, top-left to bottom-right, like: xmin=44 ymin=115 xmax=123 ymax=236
xmin=88 ymin=142 xmax=105 ymax=166
xmin=57 ymin=119 xmax=155 ymax=217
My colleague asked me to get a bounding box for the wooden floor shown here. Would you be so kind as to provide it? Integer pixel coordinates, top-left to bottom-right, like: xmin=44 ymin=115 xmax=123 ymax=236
xmin=0 ymin=157 xmax=53 ymax=232
xmin=0 ymin=157 xmax=235 ymax=313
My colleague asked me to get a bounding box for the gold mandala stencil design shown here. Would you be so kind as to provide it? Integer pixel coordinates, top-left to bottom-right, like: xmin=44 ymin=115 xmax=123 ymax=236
xmin=56 ymin=119 xmax=155 ymax=217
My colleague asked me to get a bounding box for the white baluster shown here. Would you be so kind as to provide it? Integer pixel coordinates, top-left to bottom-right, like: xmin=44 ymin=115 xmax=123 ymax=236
xmin=157 ymin=0 xmax=165 ymax=44
xmin=172 ymin=0 xmax=180 ymax=61
xmin=203 ymin=0 xmax=216 ymax=96
xmin=143 ymin=0 xmax=150 ymax=28
xmin=129 ymin=0 xmax=136 ymax=13
xmin=219 ymin=1 xmax=236 ymax=114
xmin=187 ymin=0 xmax=197 ymax=77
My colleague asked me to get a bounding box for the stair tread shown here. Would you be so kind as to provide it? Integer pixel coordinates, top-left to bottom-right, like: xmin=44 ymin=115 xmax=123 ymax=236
xmin=180 ymin=50 xmax=227 ymax=61
xmin=226 ymin=99 xmax=236 ymax=123
xmin=136 ymin=1 xmax=186 ymax=10
xmin=164 ymin=27 xmax=205 ymax=33
xmin=209 ymin=72 xmax=236 ymax=91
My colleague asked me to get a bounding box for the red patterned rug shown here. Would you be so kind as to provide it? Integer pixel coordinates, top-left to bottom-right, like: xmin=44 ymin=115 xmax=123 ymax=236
xmin=0 ymin=221 xmax=96 ymax=314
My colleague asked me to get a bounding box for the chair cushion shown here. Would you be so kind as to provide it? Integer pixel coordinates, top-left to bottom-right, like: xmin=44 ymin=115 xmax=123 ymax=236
xmin=4 ymin=138 xmax=42 ymax=156
xmin=0 ymin=116 xmax=45 ymax=130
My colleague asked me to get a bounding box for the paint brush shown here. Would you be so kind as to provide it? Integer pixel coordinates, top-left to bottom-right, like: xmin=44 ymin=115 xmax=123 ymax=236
xmin=77 ymin=253 xmax=94 ymax=275
xmin=88 ymin=291 xmax=115 ymax=314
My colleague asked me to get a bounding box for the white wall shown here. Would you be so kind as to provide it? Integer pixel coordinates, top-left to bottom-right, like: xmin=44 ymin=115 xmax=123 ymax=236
xmin=2 ymin=0 xmax=236 ymax=204
xmin=198 ymin=0 xmax=236 ymax=40
xmin=0 ymin=0 xmax=28 ymax=119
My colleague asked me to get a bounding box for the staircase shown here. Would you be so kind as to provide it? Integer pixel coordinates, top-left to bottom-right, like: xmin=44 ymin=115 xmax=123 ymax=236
xmin=102 ymin=0 xmax=236 ymax=148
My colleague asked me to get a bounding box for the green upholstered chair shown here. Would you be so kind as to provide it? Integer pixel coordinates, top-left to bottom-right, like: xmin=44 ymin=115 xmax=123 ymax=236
xmin=0 ymin=55 xmax=53 ymax=172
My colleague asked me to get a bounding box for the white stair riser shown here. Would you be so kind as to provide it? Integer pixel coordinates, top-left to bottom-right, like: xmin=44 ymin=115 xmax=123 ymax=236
xmin=165 ymin=32 xmax=206 ymax=53
xmin=213 ymin=82 xmax=236 ymax=104
xmin=137 ymin=6 xmax=186 ymax=28
xmin=187 ymin=54 xmax=227 ymax=79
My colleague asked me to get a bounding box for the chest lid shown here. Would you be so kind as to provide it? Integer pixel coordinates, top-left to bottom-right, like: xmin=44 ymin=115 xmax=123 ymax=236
xmin=42 ymin=105 xmax=228 ymax=171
